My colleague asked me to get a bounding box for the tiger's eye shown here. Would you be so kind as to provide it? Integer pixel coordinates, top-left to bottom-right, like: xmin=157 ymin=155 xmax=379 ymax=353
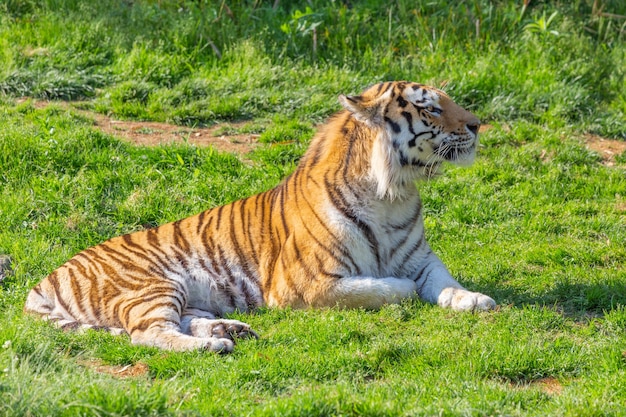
xmin=426 ymin=106 xmax=442 ymax=115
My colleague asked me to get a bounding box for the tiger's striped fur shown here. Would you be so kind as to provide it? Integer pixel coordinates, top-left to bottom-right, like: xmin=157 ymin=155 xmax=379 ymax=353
xmin=25 ymin=81 xmax=496 ymax=352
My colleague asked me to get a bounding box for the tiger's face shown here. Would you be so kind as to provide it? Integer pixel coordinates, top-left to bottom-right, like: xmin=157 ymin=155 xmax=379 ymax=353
xmin=339 ymin=81 xmax=481 ymax=198
xmin=393 ymin=83 xmax=480 ymax=167
xmin=341 ymin=81 xmax=480 ymax=166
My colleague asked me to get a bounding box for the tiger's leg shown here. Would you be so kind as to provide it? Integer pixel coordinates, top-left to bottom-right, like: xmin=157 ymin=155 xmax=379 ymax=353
xmin=322 ymin=276 xmax=418 ymax=309
xmin=180 ymin=308 xmax=259 ymax=340
xmin=122 ymin=301 xmax=236 ymax=353
xmin=414 ymin=252 xmax=496 ymax=311
xmin=47 ymin=316 xmax=127 ymax=335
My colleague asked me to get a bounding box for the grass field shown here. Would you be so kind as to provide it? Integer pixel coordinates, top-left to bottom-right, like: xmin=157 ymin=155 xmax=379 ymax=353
xmin=1 ymin=0 xmax=626 ymax=415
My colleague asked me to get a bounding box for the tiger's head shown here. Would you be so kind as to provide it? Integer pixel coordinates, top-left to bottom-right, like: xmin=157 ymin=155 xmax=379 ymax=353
xmin=338 ymin=81 xmax=481 ymax=199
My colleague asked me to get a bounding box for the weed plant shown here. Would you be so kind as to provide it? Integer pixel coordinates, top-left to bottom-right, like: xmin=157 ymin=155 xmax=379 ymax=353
xmin=1 ymin=0 xmax=625 ymax=416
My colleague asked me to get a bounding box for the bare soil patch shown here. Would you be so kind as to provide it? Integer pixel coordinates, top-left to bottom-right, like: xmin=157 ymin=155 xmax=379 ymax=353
xmin=506 ymin=376 xmax=564 ymax=396
xmin=78 ymin=359 xmax=150 ymax=379
xmin=88 ymin=114 xmax=260 ymax=154
xmin=479 ymin=124 xmax=493 ymax=133
xmin=584 ymin=134 xmax=626 ymax=166
xmin=532 ymin=377 xmax=564 ymax=395
xmin=23 ymin=99 xmax=261 ymax=154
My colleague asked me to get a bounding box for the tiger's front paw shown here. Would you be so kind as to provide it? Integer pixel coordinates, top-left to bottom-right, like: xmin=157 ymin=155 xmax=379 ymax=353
xmin=438 ymin=287 xmax=496 ymax=311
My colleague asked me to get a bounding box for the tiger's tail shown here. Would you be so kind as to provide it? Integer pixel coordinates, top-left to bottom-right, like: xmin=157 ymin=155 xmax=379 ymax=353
xmin=24 ymin=280 xmax=55 ymax=316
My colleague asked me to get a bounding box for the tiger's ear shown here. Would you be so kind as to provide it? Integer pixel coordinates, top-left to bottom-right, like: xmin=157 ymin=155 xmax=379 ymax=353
xmin=338 ymin=94 xmax=384 ymax=126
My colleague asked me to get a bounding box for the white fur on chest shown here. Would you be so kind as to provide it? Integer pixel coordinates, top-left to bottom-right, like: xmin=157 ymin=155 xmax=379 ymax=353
xmin=324 ymin=192 xmax=430 ymax=278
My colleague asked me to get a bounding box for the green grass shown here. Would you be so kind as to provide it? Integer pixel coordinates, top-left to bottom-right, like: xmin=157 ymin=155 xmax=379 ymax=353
xmin=1 ymin=0 xmax=626 ymax=415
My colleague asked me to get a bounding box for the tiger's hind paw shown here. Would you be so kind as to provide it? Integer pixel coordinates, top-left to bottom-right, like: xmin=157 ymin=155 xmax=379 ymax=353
xmin=210 ymin=320 xmax=259 ymax=341
xmin=183 ymin=317 xmax=259 ymax=341
xmin=438 ymin=287 xmax=496 ymax=311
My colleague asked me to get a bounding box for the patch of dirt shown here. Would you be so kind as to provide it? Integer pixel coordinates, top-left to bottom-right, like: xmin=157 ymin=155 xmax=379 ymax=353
xmin=532 ymin=377 xmax=564 ymax=395
xmin=21 ymin=99 xmax=261 ymax=154
xmin=78 ymin=359 xmax=150 ymax=379
xmin=479 ymin=124 xmax=493 ymax=133
xmin=583 ymin=134 xmax=626 ymax=166
xmin=90 ymin=114 xmax=260 ymax=154
xmin=507 ymin=377 xmax=564 ymax=396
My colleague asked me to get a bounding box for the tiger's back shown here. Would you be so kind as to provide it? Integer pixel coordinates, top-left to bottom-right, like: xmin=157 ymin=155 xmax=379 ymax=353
xmin=25 ymin=81 xmax=496 ymax=352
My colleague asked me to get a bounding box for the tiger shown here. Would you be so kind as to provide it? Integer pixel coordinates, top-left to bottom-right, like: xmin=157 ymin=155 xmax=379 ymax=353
xmin=25 ymin=81 xmax=496 ymax=352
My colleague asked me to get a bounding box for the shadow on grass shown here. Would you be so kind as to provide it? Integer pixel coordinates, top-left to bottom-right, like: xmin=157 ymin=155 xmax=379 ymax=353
xmin=484 ymin=281 xmax=626 ymax=318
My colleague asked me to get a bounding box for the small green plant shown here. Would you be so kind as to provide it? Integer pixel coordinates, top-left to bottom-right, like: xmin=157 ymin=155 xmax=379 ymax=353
xmin=280 ymin=6 xmax=323 ymax=57
xmin=524 ymin=11 xmax=560 ymax=36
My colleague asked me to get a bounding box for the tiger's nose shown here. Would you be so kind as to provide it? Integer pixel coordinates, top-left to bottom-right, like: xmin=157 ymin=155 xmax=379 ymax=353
xmin=467 ymin=120 xmax=480 ymax=136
